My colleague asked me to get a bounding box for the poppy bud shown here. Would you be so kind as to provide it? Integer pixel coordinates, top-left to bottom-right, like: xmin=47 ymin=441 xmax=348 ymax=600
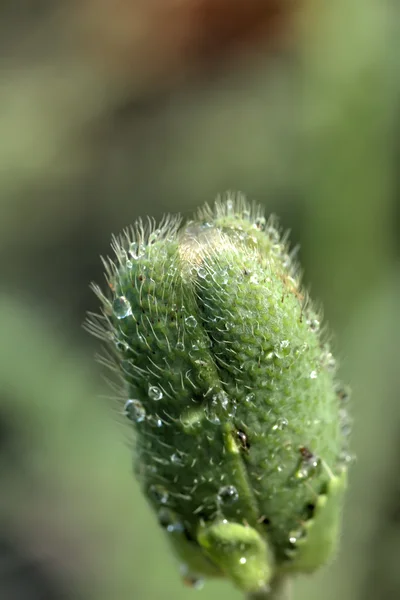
xmin=87 ymin=193 xmax=351 ymax=596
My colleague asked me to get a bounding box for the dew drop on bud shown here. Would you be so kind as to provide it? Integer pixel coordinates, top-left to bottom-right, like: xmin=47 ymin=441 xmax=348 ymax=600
xmin=123 ymin=399 xmax=146 ymax=423
xmin=148 ymin=230 xmax=161 ymax=245
xmin=112 ymin=296 xmax=132 ymax=319
xmin=289 ymin=528 xmax=305 ymax=545
xmin=254 ymin=216 xmax=267 ymax=232
xmin=307 ymin=318 xmax=320 ymax=332
xmin=213 ymin=391 xmax=229 ymax=410
xmin=249 ymin=274 xmax=259 ymax=285
xmin=185 ymin=315 xmax=197 ymax=328
xmin=206 ymin=407 xmax=221 ymax=425
xmin=339 ymin=450 xmax=356 ymax=466
xmin=171 ymin=452 xmax=184 ymax=466
xmin=149 ymin=484 xmax=169 ymax=505
xmin=218 ymin=485 xmax=239 ymax=505
xmin=148 ymin=385 xmax=163 ymax=401
xmin=129 ymin=241 xmax=146 ymax=259
xmin=322 ymin=351 xmax=336 ymax=372
xmin=272 ymin=418 xmax=288 ymax=431
xmin=294 ymin=447 xmax=321 ymax=481
xmin=180 ymin=564 xmax=205 ymax=590
xmin=158 ymin=508 xmax=185 ymax=533
xmin=335 ymin=384 xmax=351 ymax=404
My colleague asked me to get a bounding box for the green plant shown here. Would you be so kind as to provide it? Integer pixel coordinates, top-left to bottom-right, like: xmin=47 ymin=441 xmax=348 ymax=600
xmin=87 ymin=193 xmax=351 ymax=599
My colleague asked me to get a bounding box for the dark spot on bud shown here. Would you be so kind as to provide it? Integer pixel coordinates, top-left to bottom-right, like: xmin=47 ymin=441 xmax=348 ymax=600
xmin=335 ymin=384 xmax=350 ymax=403
xmin=299 ymin=446 xmax=314 ymax=461
xmin=184 ymin=528 xmax=195 ymax=542
xmin=236 ymin=429 xmax=250 ymax=450
xmin=304 ymin=503 xmax=316 ymax=520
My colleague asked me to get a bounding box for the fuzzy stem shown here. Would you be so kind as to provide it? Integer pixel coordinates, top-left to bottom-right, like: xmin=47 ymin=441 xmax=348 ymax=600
xmin=247 ymin=578 xmax=291 ymax=600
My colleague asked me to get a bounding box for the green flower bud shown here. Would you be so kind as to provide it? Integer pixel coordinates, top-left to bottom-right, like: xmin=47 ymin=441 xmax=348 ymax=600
xmin=87 ymin=193 xmax=351 ymax=596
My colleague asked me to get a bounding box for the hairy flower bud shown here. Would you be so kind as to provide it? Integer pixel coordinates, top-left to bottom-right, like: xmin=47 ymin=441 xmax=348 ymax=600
xmin=87 ymin=194 xmax=351 ymax=595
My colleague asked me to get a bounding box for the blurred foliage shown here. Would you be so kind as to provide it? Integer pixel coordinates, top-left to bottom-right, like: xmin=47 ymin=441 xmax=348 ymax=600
xmin=0 ymin=0 xmax=399 ymax=599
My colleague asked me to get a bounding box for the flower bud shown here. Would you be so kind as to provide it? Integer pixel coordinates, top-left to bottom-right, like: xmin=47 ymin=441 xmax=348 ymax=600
xmin=87 ymin=193 xmax=351 ymax=594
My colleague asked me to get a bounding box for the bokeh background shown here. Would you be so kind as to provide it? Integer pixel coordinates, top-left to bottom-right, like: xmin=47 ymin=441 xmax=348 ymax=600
xmin=0 ymin=1 xmax=399 ymax=599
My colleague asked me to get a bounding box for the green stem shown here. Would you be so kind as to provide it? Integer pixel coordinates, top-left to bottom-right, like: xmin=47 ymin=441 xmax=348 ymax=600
xmin=247 ymin=577 xmax=291 ymax=600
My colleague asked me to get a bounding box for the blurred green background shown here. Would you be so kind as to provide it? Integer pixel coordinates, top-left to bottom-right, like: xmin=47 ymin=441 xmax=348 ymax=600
xmin=0 ymin=1 xmax=399 ymax=599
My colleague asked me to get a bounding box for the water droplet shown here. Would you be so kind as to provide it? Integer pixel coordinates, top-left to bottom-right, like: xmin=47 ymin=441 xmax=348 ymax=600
xmin=272 ymin=418 xmax=288 ymax=431
xmin=249 ymin=274 xmax=259 ymax=285
xmin=180 ymin=565 xmax=204 ymax=590
xmin=158 ymin=508 xmax=184 ymax=533
xmin=339 ymin=450 xmax=356 ymax=466
xmin=254 ymin=216 xmax=267 ymax=232
xmin=197 ymin=267 xmax=207 ymax=279
xmin=212 ymin=391 xmax=231 ymax=415
xmin=307 ymin=318 xmax=320 ymax=332
xmin=149 ymin=484 xmax=169 ymax=504
xmin=185 ymin=315 xmax=197 ymax=328
xmin=126 ymin=259 xmax=133 ymax=269
xmin=123 ymin=399 xmax=146 ymax=423
xmin=147 ymin=414 xmax=163 ymax=428
xmin=335 ymin=384 xmax=351 ymax=403
xmin=206 ymin=406 xmax=221 ymax=425
xmin=113 ymin=296 xmax=132 ymax=319
xmin=294 ymin=447 xmax=320 ymax=481
xmin=115 ymin=339 xmax=129 ymax=352
xmin=129 ymin=241 xmax=146 ymax=259
xmin=218 ymin=485 xmax=239 ymax=505
xmin=171 ymin=452 xmax=184 ymax=466
xmin=310 ymin=370 xmax=318 ymax=379
xmin=176 ymin=341 xmax=185 ymax=351
xmin=289 ymin=528 xmax=305 ymax=545
xmin=239 ymin=557 xmax=247 ymax=565
xmin=322 ymin=351 xmax=336 ymax=371
xmin=148 ymin=229 xmax=161 ymax=245
xmin=275 ymin=340 xmax=290 ymax=359
xmin=197 ymin=337 xmax=212 ymax=349
xmin=148 ymin=386 xmax=163 ymax=401
xmin=295 ymin=342 xmax=309 ymax=357
xmin=245 ymin=392 xmax=255 ymax=403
